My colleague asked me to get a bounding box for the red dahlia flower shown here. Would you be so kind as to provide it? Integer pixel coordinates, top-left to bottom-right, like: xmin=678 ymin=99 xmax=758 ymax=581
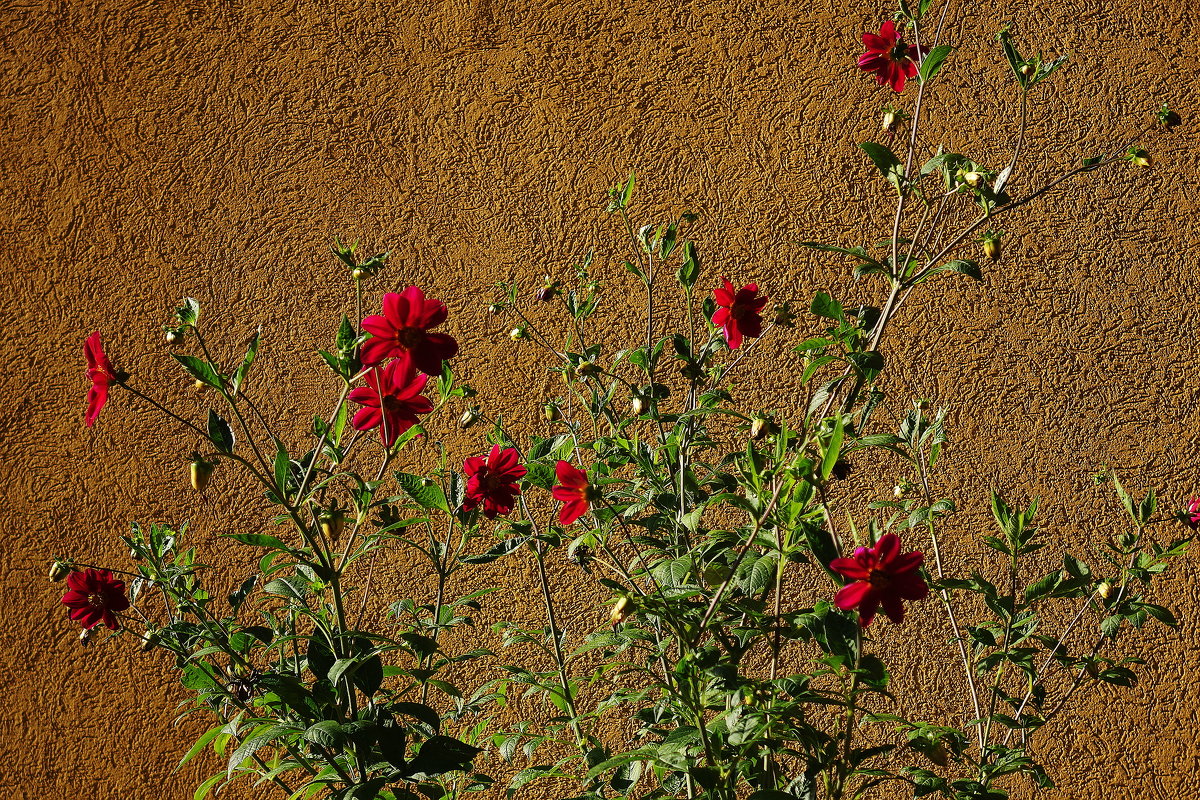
xmin=463 ymin=445 xmax=527 ymax=519
xmin=360 ymin=287 xmax=459 ymax=375
xmin=858 ymin=20 xmax=928 ymax=93
xmin=84 ymin=332 xmax=119 ymax=427
xmin=1185 ymin=498 xmax=1200 ymax=529
xmin=830 ymin=533 xmax=928 ymax=627
xmin=61 ymin=568 xmax=131 ymax=630
xmin=552 ymin=460 xmax=592 ymax=525
xmin=712 ymin=278 xmax=767 ymax=350
xmin=349 ymin=358 xmax=434 ymax=446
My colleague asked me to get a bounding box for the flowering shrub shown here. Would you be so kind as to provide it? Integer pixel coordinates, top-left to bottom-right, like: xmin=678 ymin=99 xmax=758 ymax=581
xmin=53 ymin=4 xmax=1188 ymax=800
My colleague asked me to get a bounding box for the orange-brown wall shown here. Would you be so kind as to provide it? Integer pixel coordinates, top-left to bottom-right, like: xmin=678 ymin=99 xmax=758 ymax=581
xmin=6 ymin=0 xmax=1200 ymax=797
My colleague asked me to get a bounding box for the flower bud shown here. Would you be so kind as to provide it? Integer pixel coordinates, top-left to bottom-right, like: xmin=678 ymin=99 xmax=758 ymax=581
xmin=773 ymin=303 xmax=797 ymax=328
xmin=319 ymin=508 xmax=346 ymax=542
xmin=1096 ymin=581 xmax=1113 ymax=600
xmin=882 ymin=109 xmax=898 ymax=131
xmin=962 ymin=171 xmax=984 ymax=189
xmin=927 ymin=742 xmax=950 ymax=767
xmin=49 ymin=560 xmax=71 ymax=582
xmin=575 ymin=362 xmax=601 ymax=380
xmin=630 ymin=396 xmax=647 ymax=416
xmin=165 ymin=330 xmax=180 ymax=345
xmin=459 ymin=406 xmax=480 ymax=429
xmin=351 ymin=267 xmax=367 ymax=280
xmin=190 ymin=455 xmax=215 ymax=492
xmin=1128 ymin=148 xmax=1152 ymax=168
xmin=193 ymin=379 xmax=207 ymax=392
xmin=139 ymin=630 xmax=160 ymax=652
xmin=609 ymin=596 xmax=635 ymax=625
xmin=79 ymin=628 xmax=95 ymax=647
xmin=543 ymin=402 xmax=562 ymax=422
xmin=509 ymin=326 xmax=527 ymax=341
xmin=1019 ymin=63 xmax=1035 ymax=77
xmin=980 ymin=230 xmax=1003 ymax=262
xmin=488 ymin=303 xmax=502 ymax=315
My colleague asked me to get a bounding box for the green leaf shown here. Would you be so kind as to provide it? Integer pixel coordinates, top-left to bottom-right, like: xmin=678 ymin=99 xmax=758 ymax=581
xmin=273 ymin=439 xmax=291 ymax=501
xmin=304 ymin=720 xmax=346 ymax=749
xmin=173 ymin=354 xmax=221 ymax=388
xmin=676 ymin=241 xmax=699 ymax=289
xmin=918 ymin=44 xmax=953 ymax=84
xmin=394 ymin=472 xmax=450 ymax=513
xmin=177 ymin=724 xmax=227 ymax=771
xmin=207 ymin=410 xmax=235 ymax=454
xmin=227 ymin=724 xmax=296 ymax=777
xmin=230 ymin=328 xmax=261 ymax=395
xmin=810 ymin=292 xmax=845 ymax=321
xmin=192 ymin=772 xmax=224 ymax=800
xmin=621 ymin=172 xmax=636 ymax=208
xmin=336 ymin=315 xmax=357 ymax=353
xmin=821 ymin=415 xmax=844 ymax=481
xmin=859 ymin=142 xmax=905 ymax=190
xmin=998 ymin=28 xmax=1027 ymax=88
xmin=402 ymin=735 xmax=482 ymax=779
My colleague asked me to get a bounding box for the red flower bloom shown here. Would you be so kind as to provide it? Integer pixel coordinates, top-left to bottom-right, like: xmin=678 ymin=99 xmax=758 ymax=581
xmin=830 ymin=533 xmax=928 ymax=627
xmin=463 ymin=445 xmax=527 ymax=519
xmin=858 ymin=20 xmax=928 ymax=93
xmin=360 ymin=287 xmax=459 ymax=375
xmin=1185 ymin=498 xmax=1200 ymax=529
xmin=552 ymin=460 xmax=592 ymax=525
xmin=348 ymin=358 xmax=434 ymax=446
xmin=712 ymin=278 xmax=767 ymax=350
xmin=61 ymin=568 xmax=131 ymax=630
xmin=84 ymin=332 xmax=118 ymax=427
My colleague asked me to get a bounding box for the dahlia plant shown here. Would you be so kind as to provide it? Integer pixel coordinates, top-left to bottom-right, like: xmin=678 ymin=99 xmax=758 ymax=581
xmin=54 ymin=4 xmax=1186 ymax=800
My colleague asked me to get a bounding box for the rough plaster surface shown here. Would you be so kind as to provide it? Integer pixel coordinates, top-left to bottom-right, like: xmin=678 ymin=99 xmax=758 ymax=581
xmin=4 ymin=0 xmax=1200 ymax=797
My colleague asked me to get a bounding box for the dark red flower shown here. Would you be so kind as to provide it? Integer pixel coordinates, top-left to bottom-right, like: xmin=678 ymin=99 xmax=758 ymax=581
xmin=348 ymin=358 xmax=434 ymax=446
xmin=61 ymin=568 xmax=130 ymax=630
xmin=84 ymin=332 xmax=118 ymax=427
xmin=1185 ymin=498 xmax=1200 ymax=529
xmin=360 ymin=287 xmax=459 ymax=375
xmin=858 ymin=20 xmax=928 ymax=93
xmin=552 ymin=460 xmax=592 ymax=525
xmin=830 ymin=533 xmax=928 ymax=627
xmin=463 ymin=445 xmax=527 ymax=519
xmin=712 ymin=278 xmax=767 ymax=350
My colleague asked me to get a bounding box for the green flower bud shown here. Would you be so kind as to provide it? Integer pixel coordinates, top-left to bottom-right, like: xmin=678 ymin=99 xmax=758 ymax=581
xmin=49 ymin=560 xmax=71 ymax=582
xmin=190 ymin=455 xmax=215 ymax=492
xmin=630 ymin=396 xmax=647 ymax=416
xmin=319 ymin=508 xmax=346 ymax=542
xmin=543 ymin=402 xmax=562 ymax=422
xmin=459 ymin=406 xmax=480 ymax=429
xmin=509 ymin=326 xmax=527 ymax=341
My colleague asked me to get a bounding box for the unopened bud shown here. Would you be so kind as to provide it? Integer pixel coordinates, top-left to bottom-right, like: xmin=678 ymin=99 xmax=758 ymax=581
xmin=773 ymin=303 xmax=797 ymax=328
xmin=543 ymin=402 xmax=562 ymax=422
xmin=351 ymin=267 xmax=367 ymax=280
xmin=1019 ymin=63 xmax=1035 ymax=77
xmin=193 ymin=379 xmax=207 ymax=391
xmin=750 ymin=417 xmax=769 ymax=440
xmin=79 ymin=628 xmax=95 ymax=647
xmin=962 ymin=171 xmax=984 ymax=189
xmin=488 ymin=303 xmax=502 ymax=315
xmin=165 ymin=330 xmax=180 ymax=345
xmin=509 ymin=326 xmax=527 ymax=341
xmin=575 ymin=362 xmax=601 ymax=380
xmin=49 ymin=561 xmax=71 ymax=582
xmin=190 ymin=455 xmax=215 ymax=492
xmin=319 ymin=508 xmax=346 ymax=542
xmin=459 ymin=406 xmax=480 ymax=429
xmin=1096 ymin=581 xmax=1113 ymax=600
xmin=610 ymin=596 xmax=635 ymax=625
xmin=1128 ymin=148 xmax=1152 ymax=168
xmin=139 ymin=630 xmax=160 ymax=652
xmin=630 ymin=396 xmax=647 ymax=416
xmin=882 ymin=109 xmax=898 ymax=131
xmin=927 ymin=742 xmax=950 ymax=767
xmin=981 ymin=231 xmax=1003 ymax=262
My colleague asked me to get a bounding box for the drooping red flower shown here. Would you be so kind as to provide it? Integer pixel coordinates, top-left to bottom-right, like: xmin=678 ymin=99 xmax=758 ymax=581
xmin=552 ymin=460 xmax=592 ymax=525
xmin=348 ymin=358 xmax=434 ymax=446
xmin=84 ymin=331 xmax=118 ymax=427
xmin=360 ymin=287 xmax=459 ymax=375
xmin=858 ymin=20 xmax=928 ymax=93
xmin=1184 ymin=498 xmax=1200 ymax=529
xmin=830 ymin=533 xmax=928 ymax=627
xmin=61 ymin=568 xmax=131 ymax=630
xmin=712 ymin=278 xmax=767 ymax=350
xmin=463 ymin=445 xmax=527 ymax=519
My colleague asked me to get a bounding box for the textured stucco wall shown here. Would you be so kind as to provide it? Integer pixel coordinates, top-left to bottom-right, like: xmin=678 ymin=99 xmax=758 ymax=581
xmin=5 ymin=0 xmax=1200 ymax=797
